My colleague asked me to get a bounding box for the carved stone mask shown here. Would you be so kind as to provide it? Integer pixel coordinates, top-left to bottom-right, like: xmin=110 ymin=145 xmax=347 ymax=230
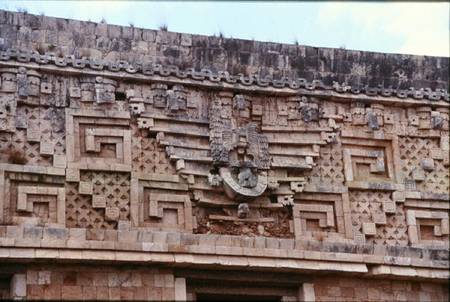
xmin=237 ymin=203 xmax=250 ymax=218
xmin=237 ymin=167 xmax=258 ymax=188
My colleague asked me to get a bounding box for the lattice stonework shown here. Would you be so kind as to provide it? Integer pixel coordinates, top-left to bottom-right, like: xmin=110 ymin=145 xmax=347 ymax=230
xmin=375 ymin=203 xmax=409 ymax=246
xmin=349 ymin=190 xmax=408 ymax=245
xmin=0 ymin=130 xmax=52 ymax=166
xmin=130 ymin=123 xmax=176 ymax=175
xmin=399 ymin=137 xmax=449 ymax=194
xmin=306 ymin=143 xmax=345 ymax=187
xmin=65 ymin=171 xmax=130 ymax=229
xmin=0 ymin=164 xmax=66 ymax=227
xmin=0 ymin=105 xmax=66 ymax=167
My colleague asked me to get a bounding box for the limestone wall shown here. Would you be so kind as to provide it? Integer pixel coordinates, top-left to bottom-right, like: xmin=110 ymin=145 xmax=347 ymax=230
xmin=8 ymin=265 xmax=178 ymax=300
xmin=0 ymin=9 xmax=448 ymax=301
xmin=0 ymin=9 xmax=448 ymax=92
xmin=312 ymin=276 xmax=448 ymax=302
xmin=3 ymin=264 xmax=448 ymax=301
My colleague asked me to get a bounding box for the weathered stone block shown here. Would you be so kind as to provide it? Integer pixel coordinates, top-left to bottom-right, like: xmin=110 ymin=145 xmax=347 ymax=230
xmin=105 ymin=207 xmax=120 ymax=222
xmin=78 ymin=181 xmax=93 ymax=195
xmin=40 ymin=140 xmax=54 ymax=155
xmin=92 ymin=195 xmax=107 ymax=209
xmin=362 ymin=222 xmax=377 ymax=236
xmin=11 ymin=274 xmax=27 ymax=298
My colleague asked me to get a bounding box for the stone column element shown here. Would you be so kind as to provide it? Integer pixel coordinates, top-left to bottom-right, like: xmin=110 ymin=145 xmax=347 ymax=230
xmin=298 ymin=283 xmax=315 ymax=301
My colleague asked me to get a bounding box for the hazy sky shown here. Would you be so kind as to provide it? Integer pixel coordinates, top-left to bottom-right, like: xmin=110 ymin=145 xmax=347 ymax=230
xmin=1 ymin=1 xmax=449 ymax=57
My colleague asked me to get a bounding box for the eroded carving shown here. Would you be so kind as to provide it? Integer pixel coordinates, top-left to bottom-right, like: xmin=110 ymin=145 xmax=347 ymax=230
xmin=0 ymin=95 xmax=16 ymax=132
xmin=0 ymin=42 xmax=447 ymax=249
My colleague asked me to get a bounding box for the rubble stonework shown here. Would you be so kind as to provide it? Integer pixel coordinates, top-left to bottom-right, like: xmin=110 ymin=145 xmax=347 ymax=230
xmin=0 ymin=9 xmax=449 ymax=301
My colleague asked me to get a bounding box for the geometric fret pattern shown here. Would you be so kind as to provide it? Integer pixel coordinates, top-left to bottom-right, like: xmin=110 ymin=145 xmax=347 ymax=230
xmin=0 ymin=51 xmax=448 ymax=249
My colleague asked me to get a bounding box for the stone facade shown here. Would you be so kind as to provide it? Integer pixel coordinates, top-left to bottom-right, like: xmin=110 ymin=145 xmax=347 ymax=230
xmin=0 ymin=9 xmax=449 ymax=301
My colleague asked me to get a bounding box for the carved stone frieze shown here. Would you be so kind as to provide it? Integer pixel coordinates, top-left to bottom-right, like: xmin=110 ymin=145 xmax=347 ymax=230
xmin=0 ymin=11 xmax=449 ymax=300
xmin=0 ymin=42 xmax=448 ymax=247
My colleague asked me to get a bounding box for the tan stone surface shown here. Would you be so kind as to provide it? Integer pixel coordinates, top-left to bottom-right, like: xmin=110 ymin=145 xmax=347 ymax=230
xmin=0 ymin=8 xmax=448 ymax=301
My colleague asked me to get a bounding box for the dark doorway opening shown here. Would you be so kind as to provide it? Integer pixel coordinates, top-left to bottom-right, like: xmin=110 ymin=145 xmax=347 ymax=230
xmin=197 ymin=293 xmax=281 ymax=301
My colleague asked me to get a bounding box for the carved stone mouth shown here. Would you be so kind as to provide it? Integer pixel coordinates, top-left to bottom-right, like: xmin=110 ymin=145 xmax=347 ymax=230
xmin=219 ymin=167 xmax=268 ymax=201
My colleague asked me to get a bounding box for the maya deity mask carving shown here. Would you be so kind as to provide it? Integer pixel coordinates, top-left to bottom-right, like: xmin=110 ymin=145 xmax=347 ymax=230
xmin=209 ymin=94 xmax=270 ymax=200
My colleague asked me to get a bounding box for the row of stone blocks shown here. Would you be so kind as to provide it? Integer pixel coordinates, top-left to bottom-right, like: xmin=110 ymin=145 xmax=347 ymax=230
xmin=2 ymin=9 xmax=448 ymax=95
xmin=0 ymin=225 xmax=448 ymax=263
xmin=10 ymin=267 xmax=184 ymax=300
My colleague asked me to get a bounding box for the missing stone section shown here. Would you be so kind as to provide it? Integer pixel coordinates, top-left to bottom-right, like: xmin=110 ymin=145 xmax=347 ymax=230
xmin=0 ymin=274 xmax=13 ymax=300
xmin=114 ymin=91 xmax=126 ymax=101
xmin=185 ymin=270 xmax=307 ymax=301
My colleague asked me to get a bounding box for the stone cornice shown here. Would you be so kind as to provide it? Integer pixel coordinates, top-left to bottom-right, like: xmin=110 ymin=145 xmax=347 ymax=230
xmin=1 ymin=48 xmax=448 ymax=103
xmin=0 ymin=243 xmax=447 ymax=282
xmin=0 ymin=225 xmax=448 ymax=281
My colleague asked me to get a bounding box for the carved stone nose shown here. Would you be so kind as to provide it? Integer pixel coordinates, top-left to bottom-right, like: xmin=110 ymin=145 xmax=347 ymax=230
xmin=238 ymin=167 xmax=258 ymax=188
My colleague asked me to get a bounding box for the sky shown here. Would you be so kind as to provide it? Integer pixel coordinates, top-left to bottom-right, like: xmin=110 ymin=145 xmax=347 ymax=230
xmin=0 ymin=1 xmax=449 ymax=57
